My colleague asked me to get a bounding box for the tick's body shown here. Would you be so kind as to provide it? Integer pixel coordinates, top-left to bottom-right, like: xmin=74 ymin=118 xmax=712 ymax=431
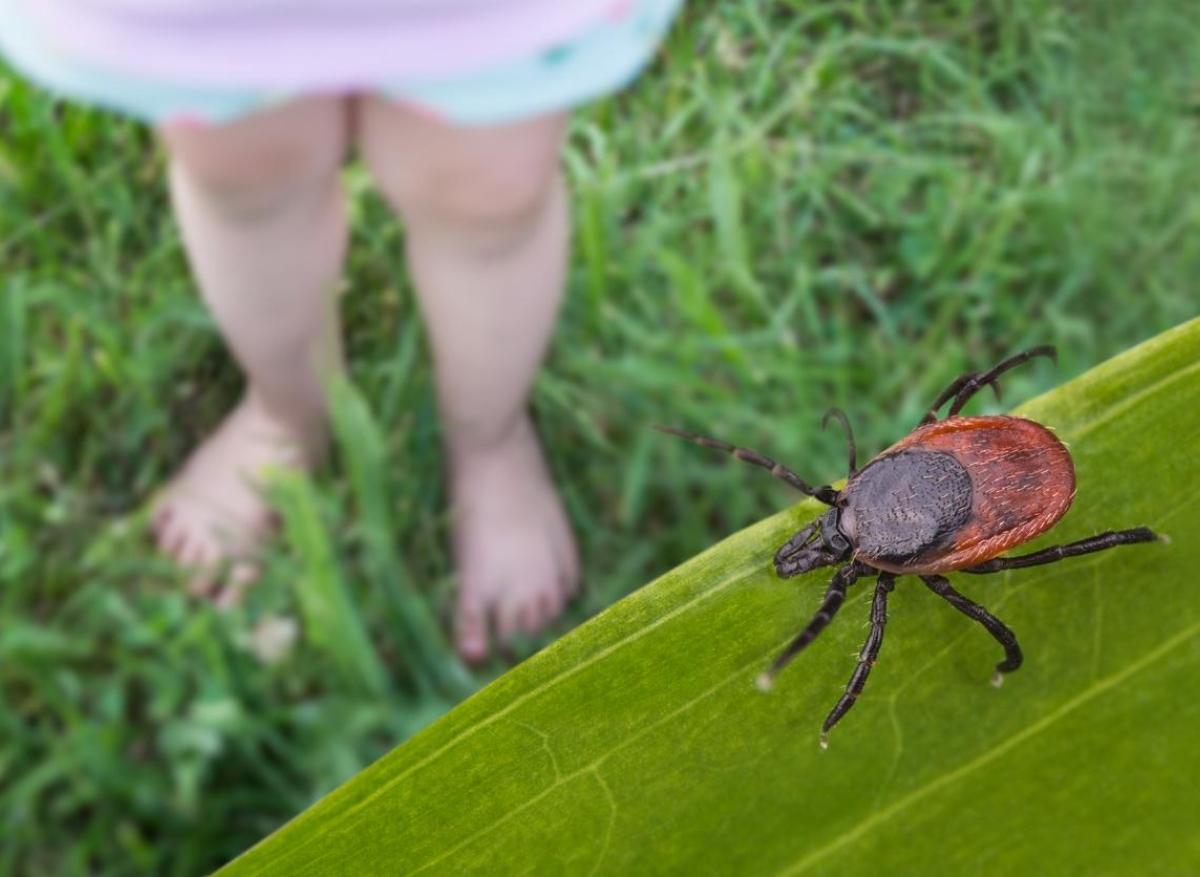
xmin=658 ymin=347 xmax=1158 ymax=746
xmin=844 ymin=415 xmax=1075 ymax=574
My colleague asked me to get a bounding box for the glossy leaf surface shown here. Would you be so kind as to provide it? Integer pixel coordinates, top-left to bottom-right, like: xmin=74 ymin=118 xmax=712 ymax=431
xmin=220 ymin=320 xmax=1200 ymax=875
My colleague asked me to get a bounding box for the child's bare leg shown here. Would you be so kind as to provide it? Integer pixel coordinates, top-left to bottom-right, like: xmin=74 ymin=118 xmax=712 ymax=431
xmin=154 ymin=97 xmax=349 ymax=602
xmin=357 ymin=97 xmax=579 ymax=661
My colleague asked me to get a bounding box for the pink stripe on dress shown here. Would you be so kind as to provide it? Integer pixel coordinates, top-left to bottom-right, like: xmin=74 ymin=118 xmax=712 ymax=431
xmin=23 ymin=0 xmax=622 ymax=89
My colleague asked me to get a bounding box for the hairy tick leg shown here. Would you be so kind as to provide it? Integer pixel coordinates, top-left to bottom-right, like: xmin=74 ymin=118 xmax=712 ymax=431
xmin=962 ymin=528 xmax=1158 ymax=573
xmin=921 ymin=574 xmax=1022 ymax=679
xmin=653 ymin=425 xmax=839 ymax=504
xmin=820 ymin=572 xmax=896 ymax=745
xmin=759 ymin=563 xmax=864 ymax=688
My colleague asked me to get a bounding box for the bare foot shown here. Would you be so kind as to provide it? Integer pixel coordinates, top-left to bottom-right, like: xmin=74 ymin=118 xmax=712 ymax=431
xmin=151 ymin=393 xmax=323 ymax=605
xmin=451 ymin=416 xmax=579 ymax=662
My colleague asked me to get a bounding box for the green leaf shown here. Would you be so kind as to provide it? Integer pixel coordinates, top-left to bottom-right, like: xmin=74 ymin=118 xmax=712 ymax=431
xmin=270 ymin=472 xmax=391 ymax=700
xmin=327 ymin=378 xmax=472 ymax=700
xmin=219 ymin=320 xmax=1200 ymax=875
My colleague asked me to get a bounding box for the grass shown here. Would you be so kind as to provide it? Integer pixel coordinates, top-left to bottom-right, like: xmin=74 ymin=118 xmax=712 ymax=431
xmin=1 ymin=1 xmax=1197 ymax=873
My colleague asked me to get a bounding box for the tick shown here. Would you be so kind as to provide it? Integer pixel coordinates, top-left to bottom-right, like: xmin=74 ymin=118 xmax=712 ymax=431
xmin=658 ymin=347 xmax=1159 ymax=746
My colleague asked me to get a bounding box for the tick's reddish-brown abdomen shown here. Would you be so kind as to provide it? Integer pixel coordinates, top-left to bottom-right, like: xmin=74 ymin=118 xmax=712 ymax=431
xmin=858 ymin=415 xmax=1076 ymax=574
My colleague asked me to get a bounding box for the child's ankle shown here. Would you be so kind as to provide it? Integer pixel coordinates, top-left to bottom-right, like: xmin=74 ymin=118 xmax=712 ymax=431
xmin=242 ymin=389 xmax=330 ymax=456
xmin=444 ymin=412 xmax=531 ymax=462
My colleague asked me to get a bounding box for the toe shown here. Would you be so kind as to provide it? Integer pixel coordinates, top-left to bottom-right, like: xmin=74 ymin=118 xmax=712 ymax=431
xmin=153 ymin=522 xmax=173 ymax=555
xmin=519 ymin=599 xmax=543 ymax=636
xmin=183 ymin=539 xmax=221 ymax=598
xmin=558 ymin=563 xmax=580 ymax=601
xmin=539 ymin=585 xmax=564 ymax=627
xmin=215 ymin=560 xmax=259 ymax=610
xmin=151 ymin=503 xmax=174 ymax=534
xmin=455 ymin=593 xmax=490 ymax=664
xmin=186 ymin=565 xmax=218 ymax=598
xmin=175 ymin=532 xmax=207 ymax=568
xmin=495 ymin=596 xmax=522 ymax=645
xmin=158 ymin=518 xmax=189 ymax=559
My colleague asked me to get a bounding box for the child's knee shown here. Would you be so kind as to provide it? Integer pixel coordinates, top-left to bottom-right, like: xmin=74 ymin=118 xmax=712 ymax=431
xmin=369 ymin=145 xmax=561 ymax=232
xmin=413 ymin=162 xmax=558 ymax=232
xmin=161 ymin=97 xmax=349 ymax=219
xmin=359 ymin=100 xmax=566 ymax=233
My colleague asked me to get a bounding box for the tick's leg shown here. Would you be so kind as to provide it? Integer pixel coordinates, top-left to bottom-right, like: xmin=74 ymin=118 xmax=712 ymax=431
xmin=919 ymin=373 xmax=993 ymax=425
xmin=946 ymin=345 xmax=1056 ymax=417
xmin=822 ymin=407 xmax=857 ymax=475
xmin=654 ymin=425 xmax=839 ymax=505
xmin=962 ymin=528 xmax=1158 ymax=574
xmin=921 ymin=574 xmax=1022 ymax=685
xmin=757 ymin=563 xmax=864 ymax=690
xmin=820 ymin=572 xmax=895 ymax=748
xmin=920 ymin=346 xmax=1056 ymax=424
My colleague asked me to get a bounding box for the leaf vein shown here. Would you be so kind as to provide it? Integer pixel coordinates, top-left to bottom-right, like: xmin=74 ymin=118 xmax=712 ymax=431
xmin=588 ymin=770 xmax=618 ymax=877
xmin=409 ymin=646 xmax=781 ymax=872
xmin=342 ymin=551 xmax=766 ymax=822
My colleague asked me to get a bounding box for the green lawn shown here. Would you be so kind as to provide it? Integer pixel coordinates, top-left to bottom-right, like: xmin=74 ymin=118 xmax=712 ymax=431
xmin=1 ymin=1 xmax=1197 ymax=874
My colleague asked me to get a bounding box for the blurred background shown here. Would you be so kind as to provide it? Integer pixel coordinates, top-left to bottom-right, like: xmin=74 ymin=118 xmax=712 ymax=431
xmin=1 ymin=1 xmax=1198 ymax=873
